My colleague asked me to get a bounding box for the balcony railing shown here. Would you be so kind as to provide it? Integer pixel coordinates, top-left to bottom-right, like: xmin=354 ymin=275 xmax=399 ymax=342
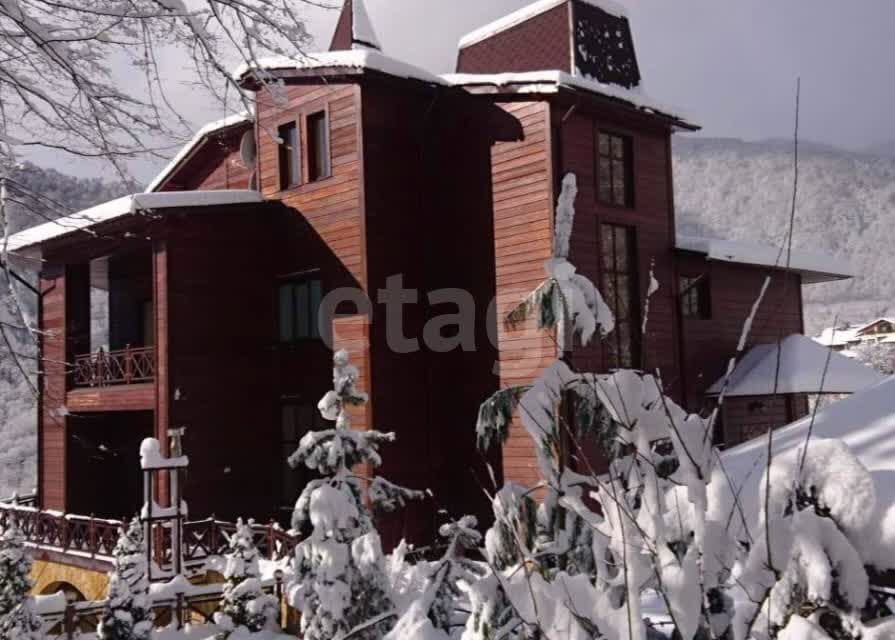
xmin=72 ymin=346 xmax=155 ymax=388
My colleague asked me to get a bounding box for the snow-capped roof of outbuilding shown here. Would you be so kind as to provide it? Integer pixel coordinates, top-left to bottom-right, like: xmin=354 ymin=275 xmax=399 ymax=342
xmin=814 ymin=326 xmax=861 ymax=348
xmin=720 ymin=374 xmax=895 ymax=571
xmin=6 ymin=190 xmax=264 ymax=258
xmin=145 ymin=113 xmax=252 ymax=193
xmin=676 ymin=235 xmax=854 ymax=284
xmin=706 ymin=334 xmax=885 ymax=397
xmin=458 ymin=0 xmax=628 ymax=49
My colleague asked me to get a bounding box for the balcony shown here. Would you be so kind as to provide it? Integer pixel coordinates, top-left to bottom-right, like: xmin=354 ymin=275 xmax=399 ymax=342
xmin=72 ymin=346 xmax=155 ymax=388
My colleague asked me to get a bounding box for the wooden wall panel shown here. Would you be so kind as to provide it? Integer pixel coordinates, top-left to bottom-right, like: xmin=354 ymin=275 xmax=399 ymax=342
xmin=158 ymin=125 xmax=253 ymax=192
xmin=491 ymin=101 xmax=556 ymax=488
xmin=38 ymin=269 xmax=67 ymax=511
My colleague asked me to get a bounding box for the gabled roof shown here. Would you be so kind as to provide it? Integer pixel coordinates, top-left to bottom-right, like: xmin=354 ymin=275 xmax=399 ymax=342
xmin=706 ymin=334 xmax=885 ymax=397
xmin=6 ymin=190 xmax=264 ymax=257
xmin=856 ymin=318 xmax=895 ymax=335
xmin=676 ymin=235 xmax=854 ymax=284
xmin=458 ymin=0 xmax=628 ymax=49
xmin=814 ymin=325 xmax=862 ymax=348
xmin=145 ymin=113 xmax=252 ymax=193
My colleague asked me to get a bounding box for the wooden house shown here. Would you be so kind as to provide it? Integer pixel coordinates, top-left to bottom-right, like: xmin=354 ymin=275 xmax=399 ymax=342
xmin=8 ymin=0 xmax=855 ymax=562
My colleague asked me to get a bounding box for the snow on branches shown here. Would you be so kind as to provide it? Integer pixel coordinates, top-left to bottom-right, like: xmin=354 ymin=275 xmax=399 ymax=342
xmin=506 ymin=173 xmax=615 ymax=348
xmin=0 ymin=522 xmax=42 ymax=640
xmin=0 ymin=0 xmax=312 ymax=172
xmin=213 ymin=519 xmax=278 ymax=638
xmin=287 ymin=349 xmax=423 ymax=640
xmin=98 ymin=519 xmax=153 ymax=640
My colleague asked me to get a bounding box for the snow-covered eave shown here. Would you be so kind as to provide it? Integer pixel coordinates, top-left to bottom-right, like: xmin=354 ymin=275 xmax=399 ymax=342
xmin=6 ymin=190 xmax=266 ymax=261
xmin=458 ymin=0 xmax=628 ymax=50
xmin=145 ymin=113 xmax=253 ymax=193
xmin=442 ymin=71 xmax=699 ymax=130
xmin=233 ymin=50 xmax=446 ymax=89
xmin=676 ymin=235 xmax=854 ymax=284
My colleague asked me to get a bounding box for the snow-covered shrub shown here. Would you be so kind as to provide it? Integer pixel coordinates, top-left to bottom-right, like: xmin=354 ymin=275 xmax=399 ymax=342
xmin=852 ymin=341 xmax=895 ymax=375
xmin=287 ymin=349 xmax=423 ymax=640
xmin=0 ymin=522 xmax=43 ymax=639
xmin=98 ymin=519 xmax=153 ymax=640
xmin=213 ymin=519 xmax=278 ymax=638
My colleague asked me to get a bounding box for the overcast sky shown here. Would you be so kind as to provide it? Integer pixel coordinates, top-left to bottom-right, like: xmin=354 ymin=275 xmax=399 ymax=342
xmin=35 ymin=0 xmax=895 ymax=181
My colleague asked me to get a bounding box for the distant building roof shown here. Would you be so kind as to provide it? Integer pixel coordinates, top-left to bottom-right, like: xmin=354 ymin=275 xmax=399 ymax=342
xmin=814 ymin=325 xmax=861 ymax=348
xmin=7 ymin=190 xmax=264 ymax=258
xmin=707 ymin=334 xmax=885 ymax=397
xmin=676 ymin=235 xmax=854 ymax=284
xmin=145 ymin=113 xmax=252 ymax=193
xmin=856 ymin=318 xmax=895 ymax=334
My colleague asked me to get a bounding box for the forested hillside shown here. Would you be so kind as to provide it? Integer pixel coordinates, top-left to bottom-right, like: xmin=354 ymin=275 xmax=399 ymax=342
xmin=673 ymin=137 xmax=895 ymax=333
xmin=0 ymin=163 xmax=132 ymax=497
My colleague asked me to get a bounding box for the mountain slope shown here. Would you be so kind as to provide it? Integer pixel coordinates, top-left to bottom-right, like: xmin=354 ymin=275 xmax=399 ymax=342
xmin=673 ymin=137 xmax=895 ymax=333
xmin=0 ymin=163 xmax=132 ymax=497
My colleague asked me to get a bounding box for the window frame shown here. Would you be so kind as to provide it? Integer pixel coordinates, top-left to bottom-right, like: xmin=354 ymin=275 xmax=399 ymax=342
xmin=679 ymin=274 xmax=712 ymax=320
xmin=306 ymin=109 xmax=331 ymax=182
xmin=600 ymin=223 xmax=641 ymax=370
xmin=276 ymin=272 xmax=324 ymax=344
xmin=277 ymin=119 xmax=302 ymax=191
xmin=595 ymin=129 xmax=634 ymax=209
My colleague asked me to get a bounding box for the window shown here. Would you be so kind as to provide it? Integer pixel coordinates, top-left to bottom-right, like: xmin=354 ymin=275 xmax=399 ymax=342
xmin=278 ymin=276 xmax=323 ymax=342
xmin=597 ymin=131 xmax=633 ymax=207
xmin=280 ymin=403 xmax=326 ymax=513
xmin=278 ymin=121 xmax=301 ymax=190
xmin=307 ymin=111 xmax=331 ymax=181
xmin=680 ymin=275 xmax=711 ymax=319
xmin=601 ymin=224 xmax=640 ymax=369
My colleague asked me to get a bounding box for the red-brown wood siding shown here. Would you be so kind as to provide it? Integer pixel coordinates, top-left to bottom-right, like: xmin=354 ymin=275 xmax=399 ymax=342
xmin=38 ymin=267 xmax=67 ymax=510
xmin=559 ymin=105 xmax=680 ymax=402
xmin=157 ymin=125 xmax=253 ymax=192
xmin=456 ymin=3 xmax=572 ymax=74
xmin=490 ymin=101 xmax=557 ymax=488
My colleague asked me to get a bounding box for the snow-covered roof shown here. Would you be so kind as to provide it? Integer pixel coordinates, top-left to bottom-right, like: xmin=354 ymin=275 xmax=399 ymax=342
xmin=443 ymin=70 xmax=695 ymax=127
xmin=145 ymin=112 xmax=252 ymax=193
xmin=706 ymin=334 xmax=885 ymax=397
xmin=814 ymin=326 xmax=861 ymax=348
xmin=720 ymin=374 xmax=895 ymax=571
xmin=234 ymin=50 xmax=445 ymax=86
xmin=6 ymin=190 xmax=264 ymax=255
xmin=676 ymin=235 xmax=854 ymax=284
xmin=458 ymin=0 xmax=627 ymax=49
xmin=856 ymin=317 xmax=895 ymax=334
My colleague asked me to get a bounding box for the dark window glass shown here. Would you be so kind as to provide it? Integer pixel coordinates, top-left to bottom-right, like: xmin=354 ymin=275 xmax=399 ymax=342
xmin=307 ymin=111 xmax=330 ymax=181
xmin=278 ymin=121 xmax=300 ymax=189
xmin=278 ymin=277 xmax=322 ymax=342
xmin=680 ymin=275 xmax=711 ymax=319
xmin=600 ymin=224 xmax=640 ymax=369
xmin=596 ymin=131 xmax=633 ymax=207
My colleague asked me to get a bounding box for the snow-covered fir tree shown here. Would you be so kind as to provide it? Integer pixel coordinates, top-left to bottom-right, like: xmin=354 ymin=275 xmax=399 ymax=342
xmin=386 ymin=516 xmax=484 ymax=640
xmin=213 ymin=518 xmax=278 ymax=638
xmin=0 ymin=522 xmax=43 ymax=640
xmin=97 ymin=519 xmax=153 ymax=640
xmin=287 ymin=349 xmax=423 ymax=640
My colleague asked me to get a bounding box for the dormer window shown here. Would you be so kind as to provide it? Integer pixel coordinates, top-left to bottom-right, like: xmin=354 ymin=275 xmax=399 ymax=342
xmin=278 ymin=121 xmax=301 ymax=190
xmin=597 ymin=131 xmax=633 ymax=208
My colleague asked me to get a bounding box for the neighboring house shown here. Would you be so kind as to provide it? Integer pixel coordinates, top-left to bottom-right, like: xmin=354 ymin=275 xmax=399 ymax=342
xmin=815 ymin=318 xmax=895 ymax=364
xmin=5 ymin=0 xmax=857 ymax=585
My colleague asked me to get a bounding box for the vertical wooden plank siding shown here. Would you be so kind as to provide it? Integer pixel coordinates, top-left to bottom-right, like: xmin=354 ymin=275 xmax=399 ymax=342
xmin=491 ymin=101 xmax=556 ymax=488
xmin=39 ymin=268 xmax=67 ymax=511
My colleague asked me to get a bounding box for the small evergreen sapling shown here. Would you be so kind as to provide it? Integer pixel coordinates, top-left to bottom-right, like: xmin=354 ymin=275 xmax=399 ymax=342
xmin=0 ymin=522 xmax=43 ymax=640
xmin=288 ymin=349 xmax=423 ymax=640
xmin=213 ymin=519 xmax=278 ymax=637
xmin=98 ymin=518 xmax=153 ymax=640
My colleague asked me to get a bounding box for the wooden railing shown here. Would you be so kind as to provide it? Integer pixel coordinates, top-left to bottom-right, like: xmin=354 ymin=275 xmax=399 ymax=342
xmin=72 ymin=346 xmax=155 ymax=387
xmin=0 ymin=503 xmax=298 ymax=566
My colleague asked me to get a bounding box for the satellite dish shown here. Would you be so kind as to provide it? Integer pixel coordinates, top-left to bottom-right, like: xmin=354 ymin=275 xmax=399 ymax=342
xmin=239 ymin=130 xmax=257 ymax=169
